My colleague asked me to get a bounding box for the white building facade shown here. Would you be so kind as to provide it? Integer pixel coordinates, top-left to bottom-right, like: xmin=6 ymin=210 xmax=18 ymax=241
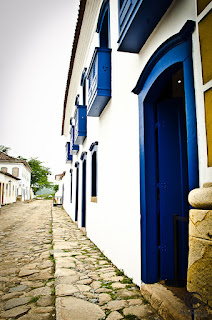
xmin=0 ymin=152 xmax=32 ymax=201
xmin=61 ymin=0 xmax=212 ymax=301
xmin=0 ymin=171 xmax=20 ymax=205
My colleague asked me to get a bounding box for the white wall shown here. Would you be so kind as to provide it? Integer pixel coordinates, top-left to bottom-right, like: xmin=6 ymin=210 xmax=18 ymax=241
xmin=0 ymin=172 xmax=19 ymax=205
xmin=62 ymin=0 xmax=211 ymax=286
xmin=0 ymin=162 xmax=31 ymax=201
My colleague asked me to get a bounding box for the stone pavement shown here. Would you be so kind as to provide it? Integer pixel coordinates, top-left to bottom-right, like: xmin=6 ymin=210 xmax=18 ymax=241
xmin=52 ymin=205 xmax=162 ymax=320
xmin=0 ymin=200 xmax=162 ymax=320
xmin=0 ymin=200 xmax=55 ymax=320
xmin=2 ymin=200 xmax=210 ymax=320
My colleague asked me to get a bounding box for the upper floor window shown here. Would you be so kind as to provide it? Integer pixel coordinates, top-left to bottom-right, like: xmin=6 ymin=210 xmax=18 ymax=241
xmin=81 ymin=68 xmax=87 ymax=106
xmin=12 ymin=167 xmax=19 ymax=177
xmin=97 ymin=0 xmax=110 ymax=48
xmin=1 ymin=167 xmax=7 ymax=173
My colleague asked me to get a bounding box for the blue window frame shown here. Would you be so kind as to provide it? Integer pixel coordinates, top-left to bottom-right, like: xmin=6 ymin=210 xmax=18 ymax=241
xmin=75 ymin=162 xmax=79 ymax=221
xmin=132 ymin=21 xmax=199 ymax=284
xmin=89 ymin=142 xmax=98 ymax=201
xmin=70 ymin=169 xmax=73 ymax=203
xmin=70 ymin=122 xmax=79 ymax=155
xmin=118 ymin=0 xmax=174 ymax=53
xmin=81 ymin=68 xmax=87 ymax=106
xmin=97 ymin=0 xmax=110 ymax=48
xmin=86 ymin=1 xmax=111 ymax=118
xmin=80 ymin=152 xmax=87 ymax=228
xmin=66 ymin=142 xmax=73 ymax=163
xmin=74 ymin=97 xmax=87 ymax=145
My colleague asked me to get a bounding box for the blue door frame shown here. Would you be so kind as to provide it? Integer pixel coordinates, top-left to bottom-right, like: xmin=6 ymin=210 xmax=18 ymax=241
xmin=133 ymin=21 xmax=199 ymax=284
xmin=81 ymin=153 xmax=87 ymax=228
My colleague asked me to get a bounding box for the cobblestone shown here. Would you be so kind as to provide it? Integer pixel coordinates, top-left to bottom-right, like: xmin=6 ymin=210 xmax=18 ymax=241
xmin=52 ymin=205 xmax=162 ymax=320
xmin=0 ymin=200 xmax=162 ymax=320
xmin=0 ymin=200 xmax=55 ymax=320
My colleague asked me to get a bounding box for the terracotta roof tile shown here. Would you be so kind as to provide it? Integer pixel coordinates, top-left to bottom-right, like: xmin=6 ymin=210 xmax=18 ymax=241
xmin=0 ymin=152 xmax=32 ymax=172
xmin=0 ymin=170 xmax=20 ymax=180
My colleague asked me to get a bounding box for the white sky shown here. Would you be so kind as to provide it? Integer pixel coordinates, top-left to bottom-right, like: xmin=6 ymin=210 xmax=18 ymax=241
xmin=0 ymin=0 xmax=79 ymax=177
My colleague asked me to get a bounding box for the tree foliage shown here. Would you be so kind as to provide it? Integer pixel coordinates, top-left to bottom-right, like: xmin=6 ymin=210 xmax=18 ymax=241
xmin=28 ymin=158 xmax=51 ymax=193
xmin=0 ymin=145 xmax=10 ymax=154
xmin=53 ymin=184 xmax=59 ymax=193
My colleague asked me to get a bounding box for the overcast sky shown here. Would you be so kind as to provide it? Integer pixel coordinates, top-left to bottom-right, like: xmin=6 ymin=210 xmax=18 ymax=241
xmin=0 ymin=0 xmax=79 ymax=176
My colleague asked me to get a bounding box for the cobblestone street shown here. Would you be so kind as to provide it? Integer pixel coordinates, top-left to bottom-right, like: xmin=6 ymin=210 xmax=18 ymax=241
xmin=0 ymin=200 xmax=162 ymax=320
xmin=0 ymin=200 xmax=55 ymax=320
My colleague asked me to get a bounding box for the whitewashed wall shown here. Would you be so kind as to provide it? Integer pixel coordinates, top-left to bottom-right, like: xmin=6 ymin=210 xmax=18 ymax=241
xmin=0 ymin=172 xmax=19 ymax=205
xmin=62 ymin=0 xmax=211 ymax=286
xmin=0 ymin=163 xmax=31 ymax=201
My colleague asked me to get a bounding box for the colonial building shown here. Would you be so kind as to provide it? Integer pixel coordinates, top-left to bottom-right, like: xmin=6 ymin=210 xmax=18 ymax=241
xmin=0 ymin=152 xmax=32 ymax=201
xmin=61 ymin=0 xmax=212 ymax=307
xmin=0 ymin=170 xmax=20 ymax=205
xmin=53 ymin=172 xmax=66 ymax=205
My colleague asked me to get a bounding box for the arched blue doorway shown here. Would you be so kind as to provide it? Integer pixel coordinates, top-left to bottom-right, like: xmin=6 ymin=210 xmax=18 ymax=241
xmin=133 ymin=21 xmax=199 ymax=284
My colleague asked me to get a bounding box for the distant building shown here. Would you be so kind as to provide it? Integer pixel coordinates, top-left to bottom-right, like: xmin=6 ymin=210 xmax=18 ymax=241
xmin=53 ymin=172 xmax=66 ymax=205
xmin=0 ymin=170 xmax=20 ymax=205
xmin=0 ymin=152 xmax=32 ymax=201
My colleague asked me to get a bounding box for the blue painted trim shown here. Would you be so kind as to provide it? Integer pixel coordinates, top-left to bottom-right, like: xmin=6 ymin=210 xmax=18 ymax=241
xmin=66 ymin=142 xmax=73 ymax=163
xmin=70 ymin=126 xmax=79 ymax=155
xmin=75 ymin=161 xmax=79 ymax=168
xmin=117 ymin=0 xmax=174 ymax=53
xmin=87 ymin=47 xmax=111 ymax=117
xmin=74 ymin=105 xmax=87 ymax=145
xmin=132 ymin=20 xmax=196 ymax=94
xmin=96 ymin=0 xmax=109 ymax=33
xmin=183 ymin=56 xmax=199 ymax=191
xmin=89 ymin=141 xmax=98 ymax=152
xmin=133 ymin=21 xmax=198 ymax=284
xmin=75 ymin=95 xmax=79 ymax=106
xmin=80 ymin=68 xmax=87 ymax=86
xmin=80 ymin=151 xmax=87 ymax=161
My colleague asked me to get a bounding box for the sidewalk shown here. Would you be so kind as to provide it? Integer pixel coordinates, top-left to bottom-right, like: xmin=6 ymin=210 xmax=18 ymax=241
xmin=52 ymin=206 xmax=162 ymax=320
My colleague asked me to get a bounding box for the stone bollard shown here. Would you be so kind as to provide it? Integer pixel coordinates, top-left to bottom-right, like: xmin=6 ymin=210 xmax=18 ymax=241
xmin=187 ymin=185 xmax=212 ymax=308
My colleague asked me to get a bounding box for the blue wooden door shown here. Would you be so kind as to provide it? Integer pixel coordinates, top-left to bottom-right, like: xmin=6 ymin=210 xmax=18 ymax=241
xmin=156 ymin=98 xmax=189 ymax=280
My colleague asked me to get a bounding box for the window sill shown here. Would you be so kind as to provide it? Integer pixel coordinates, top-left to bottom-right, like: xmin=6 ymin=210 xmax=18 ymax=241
xmin=91 ymin=196 xmax=97 ymax=203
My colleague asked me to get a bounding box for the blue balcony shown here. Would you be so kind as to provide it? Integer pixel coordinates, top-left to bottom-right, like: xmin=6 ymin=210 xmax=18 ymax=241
xmin=118 ymin=0 xmax=173 ymax=53
xmin=66 ymin=142 xmax=73 ymax=163
xmin=70 ymin=126 xmax=79 ymax=155
xmin=74 ymin=105 xmax=87 ymax=144
xmin=87 ymin=47 xmax=111 ymax=117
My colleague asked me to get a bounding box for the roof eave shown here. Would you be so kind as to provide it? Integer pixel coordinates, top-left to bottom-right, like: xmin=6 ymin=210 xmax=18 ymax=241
xmin=61 ymin=0 xmax=87 ymax=136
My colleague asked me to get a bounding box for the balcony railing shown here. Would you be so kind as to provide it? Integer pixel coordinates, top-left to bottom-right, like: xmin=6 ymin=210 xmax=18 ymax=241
xmin=87 ymin=47 xmax=111 ymax=117
xmin=66 ymin=142 xmax=73 ymax=163
xmin=70 ymin=126 xmax=79 ymax=155
xmin=118 ymin=0 xmax=173 ymax=53
xmin=74 ymin=104 xmax=87 ymax=144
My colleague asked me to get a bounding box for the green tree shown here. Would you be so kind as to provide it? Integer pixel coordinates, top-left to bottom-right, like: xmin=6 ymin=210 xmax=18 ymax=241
xmin=28 ymin=158 xmax=51 ymax=193
xmin=53 ymin=184 xmax=59 ymax=193
xmin=17 ymin=155 xmax=27 ymax=161
xmin=0 ymin=145 xmax=10 ymax=154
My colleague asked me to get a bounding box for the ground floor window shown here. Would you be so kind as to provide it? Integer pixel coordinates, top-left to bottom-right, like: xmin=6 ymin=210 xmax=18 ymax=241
xmin=70 ymin=169 xmax=73 ymax=203
xmin=89 ymin=142 xmax=98 ymax=202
